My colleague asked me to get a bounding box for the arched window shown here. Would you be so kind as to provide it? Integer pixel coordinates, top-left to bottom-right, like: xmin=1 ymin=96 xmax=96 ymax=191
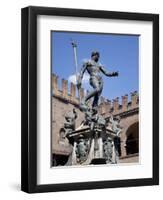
xmin=59 ymin=128 xmax=66 ymax=141
xmin=125 ymin=122 xmax=139 ymax=155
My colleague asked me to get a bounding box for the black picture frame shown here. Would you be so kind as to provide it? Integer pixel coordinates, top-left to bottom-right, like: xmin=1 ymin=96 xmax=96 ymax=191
xmin=21 ymin=6 xmax=159 ymax=193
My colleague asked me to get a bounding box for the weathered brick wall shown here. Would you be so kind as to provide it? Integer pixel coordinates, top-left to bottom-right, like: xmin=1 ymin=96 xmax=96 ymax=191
xmin=52 ymin=97 xmax=85 ymax=155
xmin=52 ymin=74 xmax=84 ymax=155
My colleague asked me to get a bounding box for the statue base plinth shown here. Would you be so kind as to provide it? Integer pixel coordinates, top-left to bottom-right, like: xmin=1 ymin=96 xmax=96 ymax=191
xmin=66 ymin=125 xmax=119 ymax=165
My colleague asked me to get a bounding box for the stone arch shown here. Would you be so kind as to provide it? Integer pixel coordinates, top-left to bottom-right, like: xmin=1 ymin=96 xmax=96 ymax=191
xmin=59 ymin=128 xmax=66 ymax=142
xmin=125 ymin=122 xmax=139 ymax=155
xmin=120 ymin=116 xmax=139 ymax=157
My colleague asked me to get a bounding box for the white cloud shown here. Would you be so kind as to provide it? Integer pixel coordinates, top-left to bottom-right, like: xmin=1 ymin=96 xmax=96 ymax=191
xmin=68 ymin=74 xmax=77 ymax=84
xmin=68 ymin=73 xmax=89 ymax=85
xmin=82 ymin=58 xmax=89 ymax=63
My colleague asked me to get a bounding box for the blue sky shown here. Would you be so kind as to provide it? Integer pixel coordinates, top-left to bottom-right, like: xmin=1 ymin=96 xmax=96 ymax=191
xmin=52 ymin=31 xmax=139 ymax=101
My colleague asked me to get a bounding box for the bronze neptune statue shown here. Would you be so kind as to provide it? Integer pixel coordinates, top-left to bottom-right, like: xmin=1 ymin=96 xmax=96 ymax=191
xmin=77 ymin=51 xmax=118 ymax=110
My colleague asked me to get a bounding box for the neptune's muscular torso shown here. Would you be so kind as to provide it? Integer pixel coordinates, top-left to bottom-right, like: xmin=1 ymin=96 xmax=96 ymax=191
xmin=78 ymin=56 xmax=118 ymax=109
xmin=84 ymin=60 xmax=103 ymax=80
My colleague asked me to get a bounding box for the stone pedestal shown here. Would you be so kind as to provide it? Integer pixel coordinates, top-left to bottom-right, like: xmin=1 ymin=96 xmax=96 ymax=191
xmin=66 ymin=126 xmax=118 ymax=165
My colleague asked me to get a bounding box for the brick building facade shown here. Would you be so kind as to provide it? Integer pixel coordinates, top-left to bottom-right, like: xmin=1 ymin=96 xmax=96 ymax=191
xmin=52 ymin=74 xmax=139 ymax=166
